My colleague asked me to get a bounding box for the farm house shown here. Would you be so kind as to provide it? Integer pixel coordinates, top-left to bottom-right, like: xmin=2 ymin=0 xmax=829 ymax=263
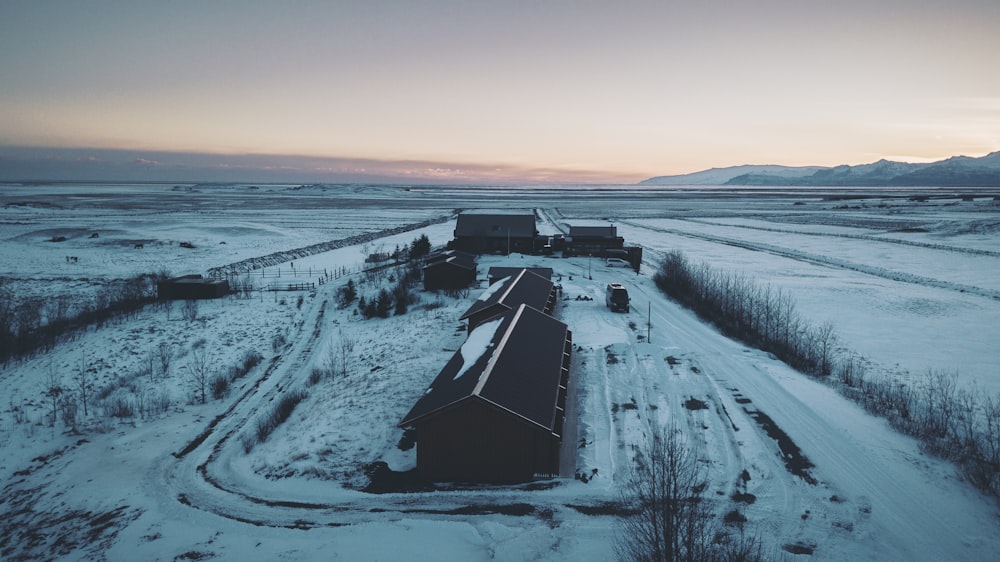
xmin=459 ymin=268 xmax=555 ymax=332
xmin=451 ymin=211 xmax=537 ymax=254
xmin=398 ymin=303 xmax=573 ymax=483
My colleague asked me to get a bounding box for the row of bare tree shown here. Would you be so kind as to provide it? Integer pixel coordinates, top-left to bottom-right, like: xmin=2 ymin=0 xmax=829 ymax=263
xmin=0 ymin=273 xmax=167 ymax=365
xmin=654 ymin=251 xmax=837 ymax=376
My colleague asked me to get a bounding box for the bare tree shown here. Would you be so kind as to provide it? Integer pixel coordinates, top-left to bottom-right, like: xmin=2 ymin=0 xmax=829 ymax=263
xmin=182 ymin=299 xmax=198 ymax=322
xmin=43 ymin=364 xmax=64 ymax=428
xmin=186 ymin=348 xmax=211 ymax=405
xmin=616 ymin=426 xmax=718 ymax=562
xmin=75 ymin=352 xmax=91 ymax=417
xmin=158 ymin=342 xmax=173 ymax=379
xmin=617 ymin=425 xmax=768 ymax=562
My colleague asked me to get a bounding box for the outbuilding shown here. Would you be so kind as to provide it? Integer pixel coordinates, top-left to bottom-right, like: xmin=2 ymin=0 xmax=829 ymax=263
xmin=423 ymin=251 xmax=477 ymax=291
xmin=399 ymin=304 xmax=572 ymax=482
xmin=157 ymin=275 xmax=229 ymax=300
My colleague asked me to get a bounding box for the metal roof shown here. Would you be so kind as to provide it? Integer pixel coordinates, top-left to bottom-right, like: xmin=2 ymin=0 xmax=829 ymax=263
xmin=459 ymin=269 xmax=553 ymax=321
xmin=455 ymin=213 xmax=536 ymax=239
xmin=398 ymin=304 xmax=570 ymax=431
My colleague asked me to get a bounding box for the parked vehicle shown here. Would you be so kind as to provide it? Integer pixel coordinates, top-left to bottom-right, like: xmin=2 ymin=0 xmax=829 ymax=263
xmin=606 ymin=283 xmax=630 ymax=312
xmin=605 ymin=257 xmax=631 ymax=268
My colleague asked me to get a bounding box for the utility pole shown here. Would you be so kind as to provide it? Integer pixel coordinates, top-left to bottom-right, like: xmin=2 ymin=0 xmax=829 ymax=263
xmin=647 ymin=301 xmax=651 ymax=343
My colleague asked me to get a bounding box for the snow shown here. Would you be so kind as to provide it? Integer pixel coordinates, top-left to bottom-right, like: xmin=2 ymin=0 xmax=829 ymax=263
xmin=477 ymin=276 xmax=509 ymax=301
xmin=453 ymin=317 xmax=503 ymax=381
xmin=2 ymin=183 xmax=999 ymax=560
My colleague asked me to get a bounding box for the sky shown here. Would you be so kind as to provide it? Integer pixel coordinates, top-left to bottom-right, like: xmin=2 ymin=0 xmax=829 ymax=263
xmin=1 ymin=0 xmax=998 ymax=184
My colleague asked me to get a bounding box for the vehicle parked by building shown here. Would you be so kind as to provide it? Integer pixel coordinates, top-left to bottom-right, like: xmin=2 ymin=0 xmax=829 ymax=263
xmin=606 ymin=282 xmax=630 ymax=312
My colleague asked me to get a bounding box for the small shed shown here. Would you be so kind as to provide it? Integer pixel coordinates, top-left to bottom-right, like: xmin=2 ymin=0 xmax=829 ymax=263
xmin=460 ymin=269 xmax=555 ymax=332
xmin=423 ymin=252 xmax=477 ymax=291
xmin=487 ymin=266 xmax=553 ymax=286
xmin=399 ymin=304 xmax=573 ymax=482
xmin=157 ymin=275 xmax=229 ymax=300
xmin=452 ymin=211 xmax=537 ymax=254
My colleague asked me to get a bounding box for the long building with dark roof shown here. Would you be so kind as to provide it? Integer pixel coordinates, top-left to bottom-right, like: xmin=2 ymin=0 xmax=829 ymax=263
xmin=399 ymin=304 xmax=572 ymax=483
xmin=460 ymin=268 xmax=555 ymax=332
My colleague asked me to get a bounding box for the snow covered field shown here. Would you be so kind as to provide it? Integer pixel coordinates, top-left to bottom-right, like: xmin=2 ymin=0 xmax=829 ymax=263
xmin=1 ymin=182 xmax=999 ymax=560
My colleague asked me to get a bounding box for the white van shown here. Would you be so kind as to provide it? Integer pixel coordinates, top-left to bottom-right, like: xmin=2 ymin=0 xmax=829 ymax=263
xmin=606 ymin=283 xmax=630 ymax=312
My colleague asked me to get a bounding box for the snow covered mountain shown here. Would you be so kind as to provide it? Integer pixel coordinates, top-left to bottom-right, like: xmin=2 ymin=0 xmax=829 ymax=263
xmin=641 ymin=152 xmax=1000 ymax=187
xmin=640 ymin=164 xmax=823 ymax=185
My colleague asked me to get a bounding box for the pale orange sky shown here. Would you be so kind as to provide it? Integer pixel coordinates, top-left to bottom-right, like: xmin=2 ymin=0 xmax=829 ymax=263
xmin=1 ymin=0 xmax=998 ymax=183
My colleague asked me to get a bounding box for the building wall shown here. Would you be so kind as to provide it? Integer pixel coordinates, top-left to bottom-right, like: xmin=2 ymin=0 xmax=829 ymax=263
xmin=415 ymin=400 xmax=560 ymax=482
xmin=157 ymin=278 xmax=229 ymax=300
xmin=452 ymin=236 xmax=535 ymax=255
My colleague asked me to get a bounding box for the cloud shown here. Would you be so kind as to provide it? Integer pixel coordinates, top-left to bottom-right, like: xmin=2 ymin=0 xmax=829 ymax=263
xmin=0 ymin=146 xmax=631 ymax=184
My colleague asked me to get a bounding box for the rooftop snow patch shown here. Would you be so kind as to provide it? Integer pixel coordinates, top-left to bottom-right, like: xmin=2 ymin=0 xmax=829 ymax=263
xmin=453 ymin=317 xmax=503 ymax=380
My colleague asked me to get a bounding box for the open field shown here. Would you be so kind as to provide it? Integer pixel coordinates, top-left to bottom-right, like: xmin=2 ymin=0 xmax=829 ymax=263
xmin=1 ymin=182 xmax=999 ymax=560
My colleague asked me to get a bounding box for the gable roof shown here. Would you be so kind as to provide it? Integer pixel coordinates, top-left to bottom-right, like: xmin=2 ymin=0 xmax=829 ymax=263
xmin=455 ymin=213 xmax=536 ymax=239
xmin=459 ymin=269 xmax=554 ymax=321
xmin=487 ymin=266 xmax=553 ymax=281
xmin=425 ymin=249 xmax=476 ymax=265
xmin=423 ymin=252 xmax=476 ymax=272
xmin=399 ymin=304 xmax=570 ymax=431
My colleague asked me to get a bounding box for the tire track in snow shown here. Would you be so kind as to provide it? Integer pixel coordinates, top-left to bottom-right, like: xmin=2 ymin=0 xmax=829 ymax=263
xmin=620 ymin=220 xmax=1000 ymax=300
xmin=679 ymin=217 xmax=1000 ymax=258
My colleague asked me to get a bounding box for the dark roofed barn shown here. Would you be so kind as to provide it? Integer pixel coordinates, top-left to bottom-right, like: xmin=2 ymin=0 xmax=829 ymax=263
xmin=423 ymin=252 xmax=477 ymax=291
xmin=460 ymin=269 xmax=555 ymax=332
xmin=157 ymin=275 xmax=229 ymax=300
xmin=453 ymin=212 xmax=537 ymax=254
xmin=399 ymin=304 xmax=572 ymax=482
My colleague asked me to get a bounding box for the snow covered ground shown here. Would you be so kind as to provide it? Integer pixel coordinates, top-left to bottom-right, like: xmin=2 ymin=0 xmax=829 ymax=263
xmin=1 ymin=183 xmax=998 ymax=560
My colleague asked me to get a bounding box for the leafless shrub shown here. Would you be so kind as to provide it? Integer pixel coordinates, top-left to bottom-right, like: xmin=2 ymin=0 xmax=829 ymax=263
xmin=210 ymin=374 xmax=230 ymax=400
xmin=157 ymin=342 xmax=173 ymax=378
xmin=243 ymin=389 xmax=309 ymax=453
xmin=227 ymin=349 xmax=263 ymax=381
xmin=104 ymin=392 xmax=136 ymax=419
xmin=182 ymin=299 xmax=199 ymax=322
xmin=272 ymin=333 xmax=288 ymax=353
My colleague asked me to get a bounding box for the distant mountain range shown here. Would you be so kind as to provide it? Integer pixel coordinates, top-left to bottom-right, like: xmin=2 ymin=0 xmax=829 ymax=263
xmin=640 ymin=151 xmax=1000 ymax=187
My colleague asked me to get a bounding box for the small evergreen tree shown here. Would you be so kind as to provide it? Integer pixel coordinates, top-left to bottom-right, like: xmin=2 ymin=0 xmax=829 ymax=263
xmin=339 ymin=278 xmax=357 ymax=308
xmin=375 ymin=288 xmax=393 ymax=318
xmin=411 ymin=234 xmax=431 ymax=259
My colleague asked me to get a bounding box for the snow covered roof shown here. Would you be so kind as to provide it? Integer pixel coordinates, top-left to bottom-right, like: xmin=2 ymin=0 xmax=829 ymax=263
xmin=487 ymin=266 xmax=553 ymax=282
xmin=459 ymin=269 xmax=554 ymax=322
xmin=398 ymin=304 xmax=571 ymax=431
xmin=422 ymin=253 xmax=476 ymax=272
xmin=454 ymin=212 xmax=536 ymax=239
